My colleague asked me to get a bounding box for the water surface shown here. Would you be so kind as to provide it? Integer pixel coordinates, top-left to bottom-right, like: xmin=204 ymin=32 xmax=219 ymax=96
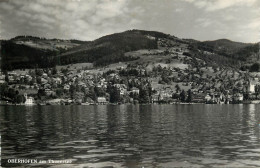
xmin=1 ymin=104 xmax=260 ymax=167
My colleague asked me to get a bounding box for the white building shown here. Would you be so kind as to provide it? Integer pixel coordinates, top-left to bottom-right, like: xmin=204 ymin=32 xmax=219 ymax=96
xmin=131 ymin=87 xmax=140 ymax=95
xmin=248 ymin=80 xmax=259 ymax=93
xmin=24 ymin=93 xmax=35 ymax=105
xmin=205 ymin=94 xmax=211 ymax=102
xmin=97 ymin=97 xmax=107 ymax=104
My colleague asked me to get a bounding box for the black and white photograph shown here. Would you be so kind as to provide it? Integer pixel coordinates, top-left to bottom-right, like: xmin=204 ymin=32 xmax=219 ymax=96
xmin=0 ymin=0 xmax=260 ymax=167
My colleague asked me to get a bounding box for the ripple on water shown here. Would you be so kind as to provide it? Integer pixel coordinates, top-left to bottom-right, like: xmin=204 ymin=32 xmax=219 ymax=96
xmin=48 ymin=145 xmax=97 ymax=150
xmin=30 ymin=150 xmax=63 ymax=154
xmin=158 ymin=160 xmax=203 ymax=168
xmin=49 ymin=162 xmax=124 ymax=168
xmin=237 ymin=159 xmax=260 ymax=167
xmin=87 ymin=148 xmax=115 ymax=153
xmin=238 ymin=148 xmax=260 ymax=153
xmin=222 ymin=145 xmax=246 ymax=149
xmin=237 ymin=152 xmax=260 ymax=157
xmin=1 ymin=105 xmax=260 ymax=167
xmin=74 ymin=153 xmax=132 ymax=159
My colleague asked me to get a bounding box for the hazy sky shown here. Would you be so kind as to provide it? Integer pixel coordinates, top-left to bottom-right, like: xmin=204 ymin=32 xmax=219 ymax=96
xmin=0 ymin=0 xmax=259 ymax=42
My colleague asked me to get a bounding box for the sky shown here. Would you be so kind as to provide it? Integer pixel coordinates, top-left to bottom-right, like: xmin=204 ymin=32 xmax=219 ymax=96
xmin=0 ymin=0 xmax=259 ymax=43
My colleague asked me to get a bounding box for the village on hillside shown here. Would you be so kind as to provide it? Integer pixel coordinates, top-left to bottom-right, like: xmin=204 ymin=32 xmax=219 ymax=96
xmin=1 ymin=35 xmax=260 ymax=106
xmin=0 ymin=58 xmax=260 ymax=106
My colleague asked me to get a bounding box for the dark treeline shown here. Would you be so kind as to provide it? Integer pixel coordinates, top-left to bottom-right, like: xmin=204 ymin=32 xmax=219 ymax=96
xmin=1 ymin=30 xmax=158 ymax=70
xmin=60 ymin=30 xmax=158 ymax=67
xmin=189 ymin=41 xmax=259 ymax=65
xmin=187 ymin=44 xmax=239 ymax=68
xmin=235 ymin=43 xmax=259 ymax=61
xmin=1 ymin=41 xmax=59 ymax=70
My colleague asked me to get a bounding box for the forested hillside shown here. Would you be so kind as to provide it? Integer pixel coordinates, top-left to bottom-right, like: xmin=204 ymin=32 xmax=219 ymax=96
xmin=1 ymin=30 xmax=259 ymax=71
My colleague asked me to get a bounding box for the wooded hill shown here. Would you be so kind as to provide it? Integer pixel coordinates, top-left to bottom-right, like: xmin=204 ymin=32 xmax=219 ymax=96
xmin=1 ymin=30 xmax=259 ymax=71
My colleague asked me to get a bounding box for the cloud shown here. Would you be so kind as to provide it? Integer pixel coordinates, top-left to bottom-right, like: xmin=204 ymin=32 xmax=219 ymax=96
xmin=222 ymin=15 xmax=236 ymax=21
xmin=175 ymin=8 xmax=183 ymax=12
xmin=195 ymin=18 xmax=213 ymax=27
xmin=244 ymin=17 xmax=260 ymax=29
xmin=0 ymin=0 xmax=258 ymax=43
xmin=0 ymin=0 xmax=142 ymax=40
xmin=0 ymin=2 xmax=15 ymax=10
xmin=184 ymin=0 xmax=257 ymax=11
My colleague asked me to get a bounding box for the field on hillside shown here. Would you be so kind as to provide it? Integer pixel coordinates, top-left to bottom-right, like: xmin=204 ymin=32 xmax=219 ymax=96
xmin=125 ymin=49 xmax=189 ymax=70
xmin=56 ymin=63 xmax=93 ymax=71
xmin=15 ymin=40 xmax=80 ymax=51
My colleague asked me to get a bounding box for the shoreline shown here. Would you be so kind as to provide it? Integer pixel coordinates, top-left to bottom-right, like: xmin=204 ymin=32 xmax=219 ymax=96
xmin=0 ymin=102 xmax=259 ymax=106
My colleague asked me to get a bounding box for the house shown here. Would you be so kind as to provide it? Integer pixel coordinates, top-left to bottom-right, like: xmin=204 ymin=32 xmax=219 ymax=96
xmin=0 ymin=74 xmax=5 ymax=84
xmin=53 ymin=77 xmax=62 ymax=84
xmin=248 ymin=80 xmax=259 ymax=93
xmin=130 ymin=87 xmax=140 ymax=94
xmin=45 ymin=89 xmax=54 ymax=96
xmin=233 ymin=93 xmax=243 ymax=102
xmin=64 ymin=85 xmax=70 ymax=90
xmin=214 ymin=93 xmax=225 ymax=104
xmin=42 ymin=73 xmax=48 ymax=79
xmin=44 ymin=83 xmax=51 ymax=89
xmin=97 ymin=97 xmax=107 ymax=104
xmin=113 ymin=84 xmax=127 ymax=96
xmin=24 ymin=93 xmax=35 ymax=105
xmin=78 ymin=81 xmax=86 ymax=87
xmin=0 ymin=76 xmax=5 ymax=84
xmin=205 ymin=94 xmax=211 ymax=102
xmin=8 ymin=75 xmax=15 ymax=83
xmin=41 ymin=78 xmax=48 ymax=84
xmin=193 ymin=94 xmax=205 ymax=103
xmin=159 ymin=90 xmax=172 ymax=99
xmin=151 ymin=95 xmax=160 ymax=103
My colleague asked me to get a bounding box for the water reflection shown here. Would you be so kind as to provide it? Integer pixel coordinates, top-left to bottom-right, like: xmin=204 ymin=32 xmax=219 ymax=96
xmin=0 ymin=104 xmax=260 ymax=167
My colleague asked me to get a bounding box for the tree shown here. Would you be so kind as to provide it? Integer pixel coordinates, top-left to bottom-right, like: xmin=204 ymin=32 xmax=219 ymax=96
xmin=180 ymin=90 xmax=186 ymax=102
xmin=38 ymin=89 xmax=46 ymax=98
xmin=81 ymin=87 xmax=86 ymax=95
xmin=15 ymin=95 xmax=25 ymax=104
xmin=36 ymin=76 xmax=41 ymax=84
xmin=175 ymin=84 xmax=181 ymax=93
xmin=0 ymin=83 xmax=8 ymax=97
xmin=87 ymin=87 xmax=97 ymax=102
xmin=94 ymin=86 xmax=106 ymax=97
xmin=243 ymin=93 xmax=249 ymax=100
xmin=172 ymin=93 xmax=179 ymax=100
xmin=69 ymin=85 xmax=76 ymax=99
xmin=250 ymin=63 xmax=260 ymax=72
xmin=4 ymin=71 xmax=9 ymax=83
xmin=139 ymin=87 xmax=150 ymax=104
xmin=52 ymin=66 xmax=57 ymax=75
xmin=61 ymin=68 xmax=69 ymax=74
xmin=56 ymin=88 xmax=64 ymax=97
xmin=186 ymin=89 xmax=192 ymax=103
xmin=35 ymin=69 xmax=43 ymax=76
xmin=109 ymin=86 xmax=120 ymax=103
xmin=7 ymin=88 xmax=16 ymax=99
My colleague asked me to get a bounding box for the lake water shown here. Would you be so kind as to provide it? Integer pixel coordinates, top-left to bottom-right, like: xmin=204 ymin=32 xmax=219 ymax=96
xmin=0 ymin=104 xmax=260 ymax=168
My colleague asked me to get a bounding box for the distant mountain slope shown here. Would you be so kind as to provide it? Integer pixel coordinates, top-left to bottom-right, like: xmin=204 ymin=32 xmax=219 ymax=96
xmin=235 ymin=43 xmax=259 ymax=62
xmin=189 ymin=39 xmax=258 ymax=63
xmin=202 ymin=39 xmax=251 ymax=52
xmin=1 ymin=30 xmax=259 ymax=70
xmin=1 ymin=36 xmax=87 ymax=70
xmin=57 ymin=30 xmax=159 ymax=66
xmin=194 ymin=39 xmax=251 ymax=56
